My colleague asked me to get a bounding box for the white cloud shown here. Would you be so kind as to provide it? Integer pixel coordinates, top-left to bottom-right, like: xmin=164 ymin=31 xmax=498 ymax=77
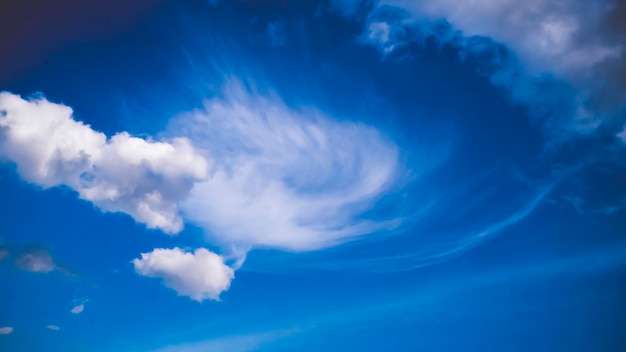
xmin=0 ymin=92 xmax=209 ymax=234
xmin=379 ymin=0 xmax=622 ymax=79
xmin=0 ymin=327 xmax=13 ymax=335
xmin=46 ymin=325 xmax=61 ymax=331
xmin=173 ymin=81 xmax=404 ymax=251
xmin=133 ymin=247 xmax=234 ymax=302
xmin=70 ymin=304 xmax=85 ymax=314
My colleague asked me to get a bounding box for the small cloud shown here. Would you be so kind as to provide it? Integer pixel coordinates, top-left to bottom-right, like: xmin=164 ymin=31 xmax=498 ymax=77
xmin=0 ymin=327 xmax=13 ymax=335
xmin=14 ymin=249 xmax=56 ymax=273
xmin=0 ymin=243 xmax=70 ymax=274
xmin=133 ymin=247 xmax=234 ymax=302
xmin=46 ymin=325 xmax=60 ymax=331
xmin=70 ymin=304 xmax=85 ymax=314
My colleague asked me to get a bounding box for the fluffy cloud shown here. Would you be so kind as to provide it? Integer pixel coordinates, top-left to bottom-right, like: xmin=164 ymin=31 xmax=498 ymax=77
xmin=0 ymin=92 xmax=209 ymax=233
xmin=173 ymin=82 xmax=403 ymax=251
xmin=0 ymin=327 xmax=13 ymax=335
xmin=133 ymin=247 xmax=234 ymax=301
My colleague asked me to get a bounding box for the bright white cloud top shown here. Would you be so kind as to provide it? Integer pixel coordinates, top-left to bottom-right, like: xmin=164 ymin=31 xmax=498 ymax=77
xmin=133 ymin=248 xmax=234 ymax=301
xmin=0 ymin=92 xmax=208 ymax=234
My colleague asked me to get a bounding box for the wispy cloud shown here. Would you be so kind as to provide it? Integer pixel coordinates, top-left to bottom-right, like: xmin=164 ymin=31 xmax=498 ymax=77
xmin=70 ymin=299 xmax=88 ymax=314
xmin=0 ymin=327 xmax=13 ymax=335
xmin=46 ymin=325 xmax=61 ymax=331
xmin=173 ymin=80 xmax=406 ymax=251
xmin=70 ymin=304 xmax=85 ymax=314
xmin=152 ymin=328 xmax=297 ymax=352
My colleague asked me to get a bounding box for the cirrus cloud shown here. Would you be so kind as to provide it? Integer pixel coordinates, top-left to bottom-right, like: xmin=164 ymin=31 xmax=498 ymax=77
xmin=173 ymin=81 xmax=405 ymax=251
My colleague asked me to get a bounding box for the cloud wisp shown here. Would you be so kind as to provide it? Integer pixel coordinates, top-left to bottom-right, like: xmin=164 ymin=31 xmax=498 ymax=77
xmin=70 ymin=304 xmax=85 ymax=314
xmin=173 ymin=81 xmax=405 ymax=251
xmin=0 ymin=327 xmax=13 ymax=335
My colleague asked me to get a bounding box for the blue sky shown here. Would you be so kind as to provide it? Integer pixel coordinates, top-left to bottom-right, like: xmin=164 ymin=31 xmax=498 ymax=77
xmin=1 ymin=0 xmax=625 ymax=351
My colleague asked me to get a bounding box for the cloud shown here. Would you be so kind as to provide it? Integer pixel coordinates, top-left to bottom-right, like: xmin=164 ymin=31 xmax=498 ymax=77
xmin=0 ymin=327 xmax=13 ymax=335
xmin=172 ymin=81 xmax=405 ymax=251
xmin=70 ymin=304 xmax=85 ymax=314
xmin=618 ymin=125 xmax=626 ymax=143
xmin=152 ymin=328 xmax=297 ymax=352
xmin=46 ymin=325 xmax=60 ymax=331
xmin=352 ymin=0 xmax=626 ymax=140
xmin=14 ymin=248 xmax=56 ymax=273
xmin=363 ymin=12 xmax=611 ymax=137
xmin=378 ymin=0 xmax=623 ymax=80
xmin=0 ymin=243 xmax=63 ymax=274
xmin=0 ymin=92 xmax=209 ymax=234
xmin=133 ymin=247 xmax=234 ymax=302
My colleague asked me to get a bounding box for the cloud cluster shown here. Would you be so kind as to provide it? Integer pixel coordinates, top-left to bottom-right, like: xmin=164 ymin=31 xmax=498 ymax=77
xmin=379 ymin=0 xmax=623 ymax=80
xmin=133 ymin=247 xmax=234 ymax=301
xmin=174 ymin=81 xmax=403 ymax=251
xmin=0 ymin=92 xmax=209 ymax=233
xmin=1 ymin=82 xmax=405 ymax=301
xmin=354 ymin=0 xmax=626 ymax=140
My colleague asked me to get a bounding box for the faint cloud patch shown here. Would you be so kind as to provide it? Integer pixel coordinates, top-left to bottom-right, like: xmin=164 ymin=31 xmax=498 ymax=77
xmin=152 ymin=328 xmax=298 ymax=352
